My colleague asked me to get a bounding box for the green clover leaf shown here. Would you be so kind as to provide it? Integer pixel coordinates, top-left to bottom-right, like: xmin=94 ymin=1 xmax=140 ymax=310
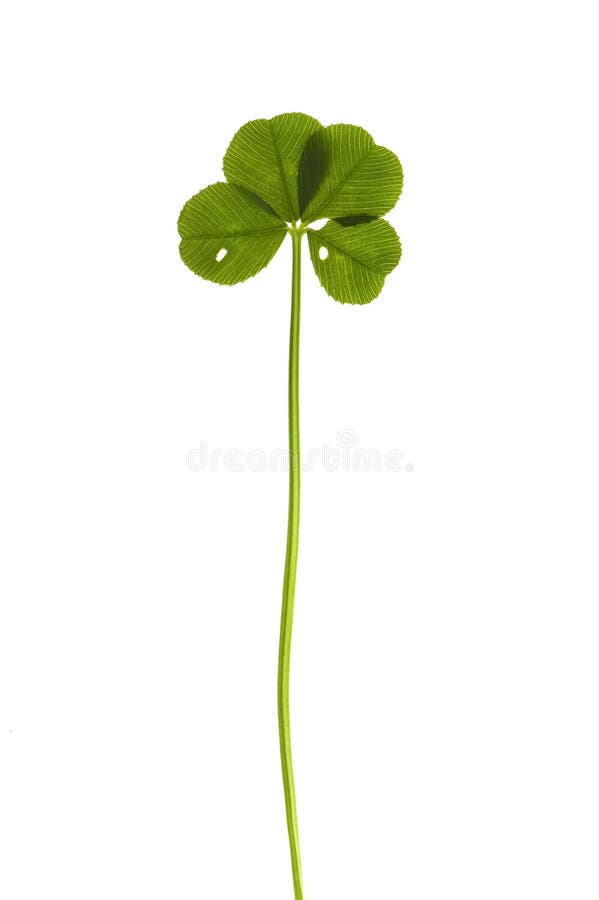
xmin=178 ymin=182 xmax=286 ymax=285
xmin=178 ymin=112 xmax=403 ymax=304
xmin=307 ymin=217 xmax=402 ymax=305
xmin=223 ymin=112 xmax=322 ymax=222
xmin=299 ymin=123 xmax=403 ymax=223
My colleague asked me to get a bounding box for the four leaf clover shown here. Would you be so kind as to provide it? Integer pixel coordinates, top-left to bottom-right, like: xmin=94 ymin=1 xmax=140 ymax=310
xmin=177 ymin=113 xmax=405 ymax=900
xmin=178 ymin=112 xmax=403 ymax=304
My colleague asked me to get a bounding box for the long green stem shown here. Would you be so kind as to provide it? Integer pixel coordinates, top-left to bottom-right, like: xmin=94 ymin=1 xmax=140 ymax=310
xmin=278 ymin=226 xmax=303 ymax=900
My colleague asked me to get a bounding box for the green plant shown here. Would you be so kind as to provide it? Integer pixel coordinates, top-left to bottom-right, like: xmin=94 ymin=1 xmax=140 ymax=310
xmin=178 ymin=113 xmax=403 ymax=899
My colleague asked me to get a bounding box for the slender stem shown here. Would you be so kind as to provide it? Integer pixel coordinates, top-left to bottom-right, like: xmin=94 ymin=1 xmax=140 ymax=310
xmin=278 ymin=227 xmax=304 ymax=900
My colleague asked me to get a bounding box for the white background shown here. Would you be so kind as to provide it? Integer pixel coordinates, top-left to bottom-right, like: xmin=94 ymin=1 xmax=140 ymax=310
xmin=1 ymin=1 xmax=598 ymax=898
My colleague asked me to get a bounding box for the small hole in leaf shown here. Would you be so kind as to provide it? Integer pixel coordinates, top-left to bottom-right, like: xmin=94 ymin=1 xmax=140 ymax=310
xmin=216 ymin=248 xmax=227 ymax=262
xmin=319 ymin=246 xmax=329 ymax=260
